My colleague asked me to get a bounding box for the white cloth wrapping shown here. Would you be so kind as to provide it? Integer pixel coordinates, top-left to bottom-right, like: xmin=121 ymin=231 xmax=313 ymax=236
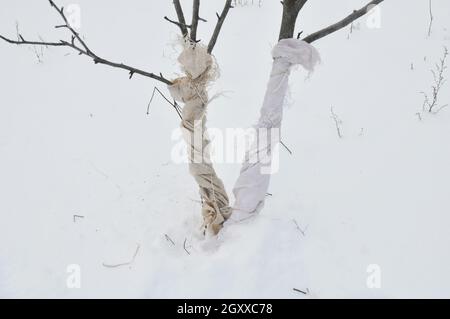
xmin=231 ymin=39 xmax=320 ymax=218
xmin=168 ymin=43 xmax=231 ymax=236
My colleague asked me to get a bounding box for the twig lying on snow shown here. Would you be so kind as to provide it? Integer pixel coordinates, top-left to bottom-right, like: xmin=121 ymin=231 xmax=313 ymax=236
xmin=292 ymin=219 xmax=308 ymax=237
xmin=428 ymin=0 xmax=434 ymax=37
xmin=183 ymin=238 xmax=191 ymax=255
xmin=293 ymin=287 xmax=310 ymax=295
xmin=330 ymin=107 xmax=343 ymax=138
xmin=102 ymin=243 xmax=141 ymax=268
xmin=415 ymin=112 xmax=423 ymax=121
xmin=73 ymin=214 xmax=84 ymax=223
xmin=164 ymin=16 xmax=192 ymax=32
xmin=165 ymin=234 xmax=176 ymax=246
xmin=280 ymin=140 xmax=293 ymax=155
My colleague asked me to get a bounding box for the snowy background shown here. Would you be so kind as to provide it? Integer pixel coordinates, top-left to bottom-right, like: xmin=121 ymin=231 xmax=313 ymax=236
xmin=0 ymin=0 xmax=449 ymax=298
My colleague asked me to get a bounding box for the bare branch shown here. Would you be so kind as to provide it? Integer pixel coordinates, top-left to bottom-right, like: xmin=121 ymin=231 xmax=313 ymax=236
xmin=208 ymin=0 xmax=233 ymax=54
xmin=292 ymin=219 xmax=308 ymax=236
xmin=0 ymin=1 xmax=172 ymax=85
xmin=191 ymin=0 xmax=201 ymax=42
xmin=164 ymin=16 xmax=191 ymax=31
xmin=428 ymin=0 xmax=434 ymax=37
xmin=0 ymin=34 xmax=65 ymax=47
xmin=172 ymin=0 xmax=189 ymax=37
xmin=280 ymin=140 xmax=293 ymax=155
xmin=49 ymin=0 xmax=90 ymax=53
xmin=303 ymin=0 xmax=385 ymax=43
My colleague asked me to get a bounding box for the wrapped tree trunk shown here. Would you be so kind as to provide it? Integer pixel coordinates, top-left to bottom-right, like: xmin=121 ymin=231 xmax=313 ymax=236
xmin=232 ymin=39 xmax=320 ymax=218
xmin=231 ymin=0 xmax=385 ymax=220
xmin=168 ymin=44 xmax=232 ymax=236
xmin=0 ymin=0 xmax=387 ymax=236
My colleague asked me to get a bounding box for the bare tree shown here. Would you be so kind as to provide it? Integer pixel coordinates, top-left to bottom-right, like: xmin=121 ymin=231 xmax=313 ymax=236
xmin=1 ymin=0 xmax=387 ymax=235
xmin=1 ymin=0 xmax=234 ymax=236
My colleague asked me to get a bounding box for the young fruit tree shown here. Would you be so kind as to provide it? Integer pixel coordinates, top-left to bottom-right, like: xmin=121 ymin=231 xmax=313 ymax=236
xmin=0 ymin=0 xmax=385 ymax=236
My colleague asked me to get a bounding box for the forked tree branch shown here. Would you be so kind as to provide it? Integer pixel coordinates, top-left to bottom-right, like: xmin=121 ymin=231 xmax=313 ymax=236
xmin=191 ymin=0 xmax=201 ymax=42
xmin=303 ymin=0 xmax=385 ymax=43
xmin=279 ymin=0 xmax=308 ymax=40
xmin=208 ymin=0 xmax=233 ymax=54
xmin=0 ymin=0 xmax=172 ymax=85
xmin=49 ymin=0 xmax=90 ymax=53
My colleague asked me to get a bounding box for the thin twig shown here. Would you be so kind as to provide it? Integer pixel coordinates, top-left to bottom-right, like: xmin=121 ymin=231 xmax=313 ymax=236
xmin=330 ymin=106 xmax=343 ymax=138
xmin=147 ymin=86 xmax=183 ymax=119
xmin=415 ymin=112 xmax=423 ymax=121
xmin=428 ymin=0 xmax=434 ymax=37
xmin=164 ymin=16 xmax=191 ymax=31
xmin=165 ymin=234 xmax=176 ymax=246
xmin=102 ymin=244 xmax=141 ymax=268
xmin=421 ymin=47 xmax=448 ymax=114
xmin=292 ymin=219 xmax=308 ymax=237
xmin=183 ymin=238 xmax=191 ymax=255
xmin=293 ymin=288 xmax=309 ymax=295
xmin=280 ymin=140 xmax=293 ymax=155
xmin=73 ymin=215 xmax=85 ymax=223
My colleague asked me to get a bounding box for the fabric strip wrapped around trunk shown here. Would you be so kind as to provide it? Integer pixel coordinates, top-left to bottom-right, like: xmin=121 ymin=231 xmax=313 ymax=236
xmin=168 ymin=43 xmax=231 ymax=236
xmin=231 ymin=39 xmax=320 ymax=219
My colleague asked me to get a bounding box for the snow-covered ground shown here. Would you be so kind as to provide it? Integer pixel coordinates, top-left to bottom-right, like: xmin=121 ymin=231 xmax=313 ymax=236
xmin=0 ymin=0 xmax=449 ymax=298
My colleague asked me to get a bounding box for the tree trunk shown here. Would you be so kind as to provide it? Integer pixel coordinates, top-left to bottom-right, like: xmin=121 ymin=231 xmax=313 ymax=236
xmin=278 ymin=0 xmax=306 ymax=40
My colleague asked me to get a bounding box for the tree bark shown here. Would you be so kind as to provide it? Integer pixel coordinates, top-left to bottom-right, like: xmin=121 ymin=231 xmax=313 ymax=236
xmin=278 ymin=0 xmax=307 ymax=40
